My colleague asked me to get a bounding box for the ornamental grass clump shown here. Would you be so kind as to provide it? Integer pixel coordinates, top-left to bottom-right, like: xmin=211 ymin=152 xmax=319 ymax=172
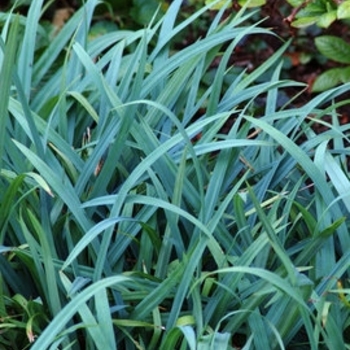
xmin=0 ymin=0 xmax=350 ymax=349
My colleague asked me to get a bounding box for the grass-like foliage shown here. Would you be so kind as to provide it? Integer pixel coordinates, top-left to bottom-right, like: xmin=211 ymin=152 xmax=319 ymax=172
xmin=1 ymin=0 xmax=350 ymax=349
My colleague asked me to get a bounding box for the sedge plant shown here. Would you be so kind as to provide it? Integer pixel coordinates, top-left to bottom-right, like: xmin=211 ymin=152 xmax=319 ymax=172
xmin=0 ymin=0 xmax=350 ymax=349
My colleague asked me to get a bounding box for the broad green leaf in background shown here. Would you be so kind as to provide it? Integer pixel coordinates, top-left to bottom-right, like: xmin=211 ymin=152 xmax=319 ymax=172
xmin=291 ymin=16 xmax=319 ymax=28
xmin=312 ymin=67 xmax=350 ymax=92
xmin=288 ymin=0 xmax=348 ymax=28
xmin=286 ymin=0 xmax=304 ymax=6
xmin=316 ymin=11 xmax=337 ymax=28
xmin=131 ymin=0 xmax=166 ymax=25
xmin=315 ymin=35 xmax=350 ymax=64
xmin=239 ymin=0 xmax=266 ymax=6
xmin=337 ymin=0 xmax=350 ymax=19
xmin=205 ymin=0 xmax=229 ymax=9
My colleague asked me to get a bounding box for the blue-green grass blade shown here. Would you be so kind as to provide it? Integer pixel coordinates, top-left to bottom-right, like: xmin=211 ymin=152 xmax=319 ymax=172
xmin=0 ymin=174 xmax=25 ymax=243
xmin=144 ymin=27 xmax=273 ymax=97
xmin=265 ymin=60 xmax=284 ymax=116
xmin=67 ymin=91 xmax=99 ymax=123
xmin=23 ymin=208 xmax=62 ymax=315
xmin=32 ymin=0 xmax=99 ymax=89
xmin=18 ymin=213 xmax=48 ymax=297
xmin=0 ymin=15 xmax=19 ymax=170
xmin=31 ymin=275 xmax=129 ymax=350
xmin=324 ymin=151 xmax=350 ymax=212
xmin=178 ymin=326 xmax=196 ymax=350
xmin=244 ymin=116 xmax=337 ymax=216
xmin=211 ymin=266 xmax=310 ymax=308
xmin=129 ymin=257 xmax=185 ymax=322
xmin=247 ymin=184 xmax=297 ymax=282
xmin=17 ymin=0 xmax=44 ymax=99
xmin=233 ymin=40 xmax=291 ymax=92
xmin=62 ymin=217 xmax=137 ymax=271
xmin=12 ymin=140 xmax=91 ymax=232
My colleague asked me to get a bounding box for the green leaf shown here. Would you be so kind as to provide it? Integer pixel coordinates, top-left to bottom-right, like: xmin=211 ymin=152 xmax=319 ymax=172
xmin=205 ymin=0 xmax=229 ymax=10
xmin=339 ymin=66 xmax=350 ymax=83
xmin=286 ymin=0 xmax=304 ymax=6
xmin=312 ymin=68 xmax=344 ymax=92
xmin=316 ymin=11 xmax=337 ymax=28
xmin=238 ymin=0 xmax=266 ymax=7
xmin=319 ymin=217 xmax=346 ymax=238
xmin=311 ymin=68 xmax=343 ymax=92
xmin=315 ymin=35 xmax=350 ymax=63
xmin=291 ymin=17 xmax=317 ymax=28
xmin=206 ymin=0 xmax=266 ymax=8
xmin=131 ymin=0 xmax=165 ymax=25
xmin=337 ymin=0 xmax=350 ymax=19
